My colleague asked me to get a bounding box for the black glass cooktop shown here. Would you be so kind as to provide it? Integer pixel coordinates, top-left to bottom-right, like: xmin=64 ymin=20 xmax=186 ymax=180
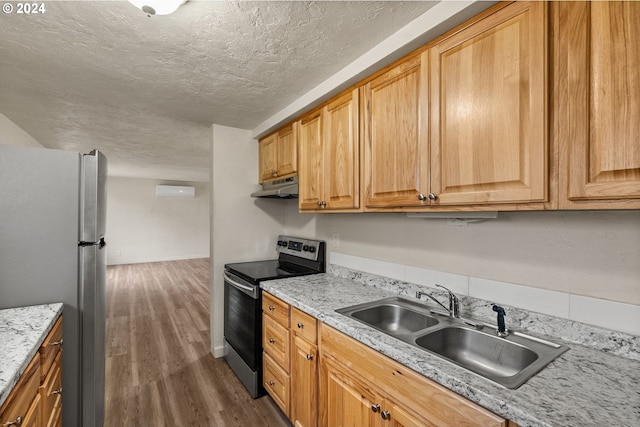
xmin=225 ymin=259 xmax=316 ymax=285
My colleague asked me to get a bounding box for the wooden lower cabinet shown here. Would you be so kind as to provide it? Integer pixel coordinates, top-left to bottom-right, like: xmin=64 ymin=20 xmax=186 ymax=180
xmin=291 ymin=335 xmax=318 ymax=427
xmin=320 ymin=356 xmax=380 ymax=427
xmin=0 ymin=315 xmax=62 ymax=427
xmin=261 ymin=296 xmax=517 ymax=427
xmin=264 ymin=352 xmax=290 ymax=416
xmin=319 ymin=323 xmax=508 ymax=427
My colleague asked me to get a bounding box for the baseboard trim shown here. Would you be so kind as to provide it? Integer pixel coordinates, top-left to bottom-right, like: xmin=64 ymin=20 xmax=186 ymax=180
xmin=212 ymin=342 xmax=227 ymax=359
xmin=107 ymin=254 xmax=210 ymax=266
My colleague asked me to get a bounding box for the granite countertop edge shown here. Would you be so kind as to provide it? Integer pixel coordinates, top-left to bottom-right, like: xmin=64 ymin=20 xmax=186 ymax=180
xmin=0 ymin=303 xmax=63 ymax=409
xmin=261 ymin=274 xmax=640 ymax=427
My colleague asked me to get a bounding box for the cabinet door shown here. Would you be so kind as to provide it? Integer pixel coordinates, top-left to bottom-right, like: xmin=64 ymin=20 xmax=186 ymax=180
xmin=324 ymin=88 xmax=360 ymax=210
xmin=259 ymin=133 xmax=278 ymax=183
xmin=386 ymin=400 xmax=435 ymax=427
xmin=363 ymin=54 xmax=430 ymax=208
xmin=430 ymin=1 xmax=548 ymax=205
xmin=320 ymin=357 xmax=380 ymax=427
xmin=291 ymin=336 xmax=318 ymax=427
xmin=299 ymin=111 xmax=325 ymax=210
xmin=558 ymin=1 xmax=640 ymax=207
xmin=277 ymin=124 xmax=298 ymax=178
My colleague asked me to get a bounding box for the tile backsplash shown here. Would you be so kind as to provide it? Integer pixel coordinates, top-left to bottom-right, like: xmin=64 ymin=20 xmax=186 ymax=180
xmin=330 ymin=252 xmax=640 ymax=337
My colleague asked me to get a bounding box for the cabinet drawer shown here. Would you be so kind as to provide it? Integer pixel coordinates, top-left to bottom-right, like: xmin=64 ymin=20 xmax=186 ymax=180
xmin=264 ymin=352 xmax=290 ymax=417
xmin=40 ymin=351 xmax=62 ymax=425
xmin=0 ymin=354 xmax=40 ymax=425
xmin=40 ymin=316 xmax=63 ymax=382
xmin=291 ymin=307 xmax=317 ymax=344
xmin=45 ymin=394 xmax=62 ymax=427
xmin=263 ymin=315 xmax=290 ymax=370
xmin=22 ymin=392 xmax=42 ymax=427
xmin=263 ymin=292 xmax=290 ymax=327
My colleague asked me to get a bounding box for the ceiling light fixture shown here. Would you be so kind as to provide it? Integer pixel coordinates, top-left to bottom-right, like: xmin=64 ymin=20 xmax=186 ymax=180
xmin=128 ymin=0 xmax=187 ymax=16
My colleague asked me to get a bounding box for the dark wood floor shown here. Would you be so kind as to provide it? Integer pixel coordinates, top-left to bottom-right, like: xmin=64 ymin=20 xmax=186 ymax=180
xmin=105 ymin=259 xmax=289 ymax=427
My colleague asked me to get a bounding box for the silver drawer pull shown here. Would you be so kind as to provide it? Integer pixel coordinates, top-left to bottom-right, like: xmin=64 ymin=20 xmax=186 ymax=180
xmin=306 ymin=354 xmax=313 ymax=360
xmin=268 ymin=305 xmax=275 ymax=311
xmin=381 ymin=410 xmax=391 ymax=420
xmin=52 ymin=339 xmax=63 ymax=347
xmin=4 ymin=416 xmax=23 ymax=426
xmin=52 ymin=387 xmax=63 ymax=395
xmin=269 ymin=338 xmax=276 ymax=344
xmin=268 ymin=380 xmax=275 ymax=386
xmin=297 ymin=322 xmax=304 ymax=328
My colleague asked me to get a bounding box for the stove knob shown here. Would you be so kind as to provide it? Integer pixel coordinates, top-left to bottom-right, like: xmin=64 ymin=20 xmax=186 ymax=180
xmin=303 ymin=245 xmax=309 ymax=252
xmin=309 ymin=246 xmax=316 ymax=253
xmin=282 ymin=241 xmax=289 ymax=248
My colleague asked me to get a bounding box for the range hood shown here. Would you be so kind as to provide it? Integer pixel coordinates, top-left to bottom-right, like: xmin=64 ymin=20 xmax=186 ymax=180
xmin=251 ymin=176 xmax=298 ymax=199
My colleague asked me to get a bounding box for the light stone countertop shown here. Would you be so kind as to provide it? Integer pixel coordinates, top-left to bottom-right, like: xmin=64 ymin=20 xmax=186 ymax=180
xmin=0 ymin=303 xmax=63 ymax=409
xmin=261 ymin=272 xmax=640 ymax=427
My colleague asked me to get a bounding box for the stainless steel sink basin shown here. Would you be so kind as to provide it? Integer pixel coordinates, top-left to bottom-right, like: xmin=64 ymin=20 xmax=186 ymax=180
xmin=337 ymin=297 xmax=568 ymax=389
xmin=336 ymin=297 xmax=439 ymax=339
xmin=415 ymin=326 xmax=542 ymax=386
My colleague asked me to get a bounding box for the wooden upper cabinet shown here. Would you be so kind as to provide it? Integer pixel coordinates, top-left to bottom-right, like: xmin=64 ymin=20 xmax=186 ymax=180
xmin=430 ymin=1 xmax=548 ymax=206
xmin=277 ymin=125 xmax=297 ymax=178
xmin=258 ymin=123 xmax=298 ymax=183
xmin=298 ymin=111 xmax=324 ymax=210
xmin=556 ymin=1 xmax=640 ymax=208
xmin=299 ymin=88 xmax=360 ymax=212
xmin=259 ymin=133 xmax=278 ymax=183
xmin=324 ymin=89 xmax=360 ymax=210
xmin=363 ymin=54 xmax=429 ymax=208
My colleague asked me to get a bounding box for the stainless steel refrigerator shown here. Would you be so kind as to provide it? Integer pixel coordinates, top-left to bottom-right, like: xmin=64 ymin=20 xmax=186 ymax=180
xmin=0 ymin=144 xmax=107 ymax=427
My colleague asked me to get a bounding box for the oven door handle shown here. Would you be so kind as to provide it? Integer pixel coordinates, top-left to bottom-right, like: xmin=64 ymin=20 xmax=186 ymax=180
xmin=224 ymin=272 xmax=258 ymax=299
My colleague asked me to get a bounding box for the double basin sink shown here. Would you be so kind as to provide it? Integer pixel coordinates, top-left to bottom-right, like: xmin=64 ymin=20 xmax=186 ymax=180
xmin=336 ymin=296 xmax=568 ymax=389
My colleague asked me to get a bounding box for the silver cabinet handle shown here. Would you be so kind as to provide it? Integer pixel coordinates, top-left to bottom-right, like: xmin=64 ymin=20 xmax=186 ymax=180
xmin=52 ymin=339 xmax=63 ymax=347
xmin=268 ymin=305 xmax=275 ymax=311
xmin=428 ymin=193 xmax=437 ymax=200
xmin=268 ymin=380 xmax=275 ymax=386
xmin=4 ymin=416 xmax=23 ymax=426
xmin=297 ymin=322 xmax=304 ymax=329
xmin=381 ymin=410 xmax=391 ymax=420
xmin=52 ymin=387 xmax=63 ymax=395
xmin=418 ymin=193 xmax=427 ymax=201
xmin=371 ymin=404 xmax=380 ymax=413
xmin=268 ymin=338 xmax=276 ymax=344
xmin=306 ymin=354 xmax=313 ymax=360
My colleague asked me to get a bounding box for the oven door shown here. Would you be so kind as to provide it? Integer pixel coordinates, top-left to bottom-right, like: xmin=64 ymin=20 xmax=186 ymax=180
xmin=223 ymin=270 xmax=261 ymax=371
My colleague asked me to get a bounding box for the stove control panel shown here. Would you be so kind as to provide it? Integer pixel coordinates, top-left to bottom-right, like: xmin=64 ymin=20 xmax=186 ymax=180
xmin=276 ymin=235 xmax=324 ymax=261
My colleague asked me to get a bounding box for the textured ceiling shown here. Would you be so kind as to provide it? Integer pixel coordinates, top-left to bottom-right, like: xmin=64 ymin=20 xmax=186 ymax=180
xmin=0 ymin=1 xmax=438 ymax=182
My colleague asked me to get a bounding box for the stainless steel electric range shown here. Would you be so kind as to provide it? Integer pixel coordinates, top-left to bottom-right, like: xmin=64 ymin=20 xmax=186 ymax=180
xmin=223 ymin=235 xmax=326 ymax=398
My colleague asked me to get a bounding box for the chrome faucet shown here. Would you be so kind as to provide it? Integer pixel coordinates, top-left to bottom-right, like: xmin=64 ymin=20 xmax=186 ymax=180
xmin=416 ymin=284 xmax=460 ymax=318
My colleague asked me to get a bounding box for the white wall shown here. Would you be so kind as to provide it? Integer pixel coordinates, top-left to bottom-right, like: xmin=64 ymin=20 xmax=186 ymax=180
xmin=210 ymin=124 xmax=286 ymax=357
xmin=283 ymin=209 xmax=640 ymax=307
xmin=106 ymin=176 xmax=210 ymax=265
xmin=0 ymin=113 xmax=44 ymax=147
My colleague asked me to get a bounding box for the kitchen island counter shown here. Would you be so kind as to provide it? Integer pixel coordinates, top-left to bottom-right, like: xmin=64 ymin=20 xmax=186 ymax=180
xmin=0 ymin=303 xmax=63 ymax=408
xmin=262 ymin=272 xmax=640 ymax=427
